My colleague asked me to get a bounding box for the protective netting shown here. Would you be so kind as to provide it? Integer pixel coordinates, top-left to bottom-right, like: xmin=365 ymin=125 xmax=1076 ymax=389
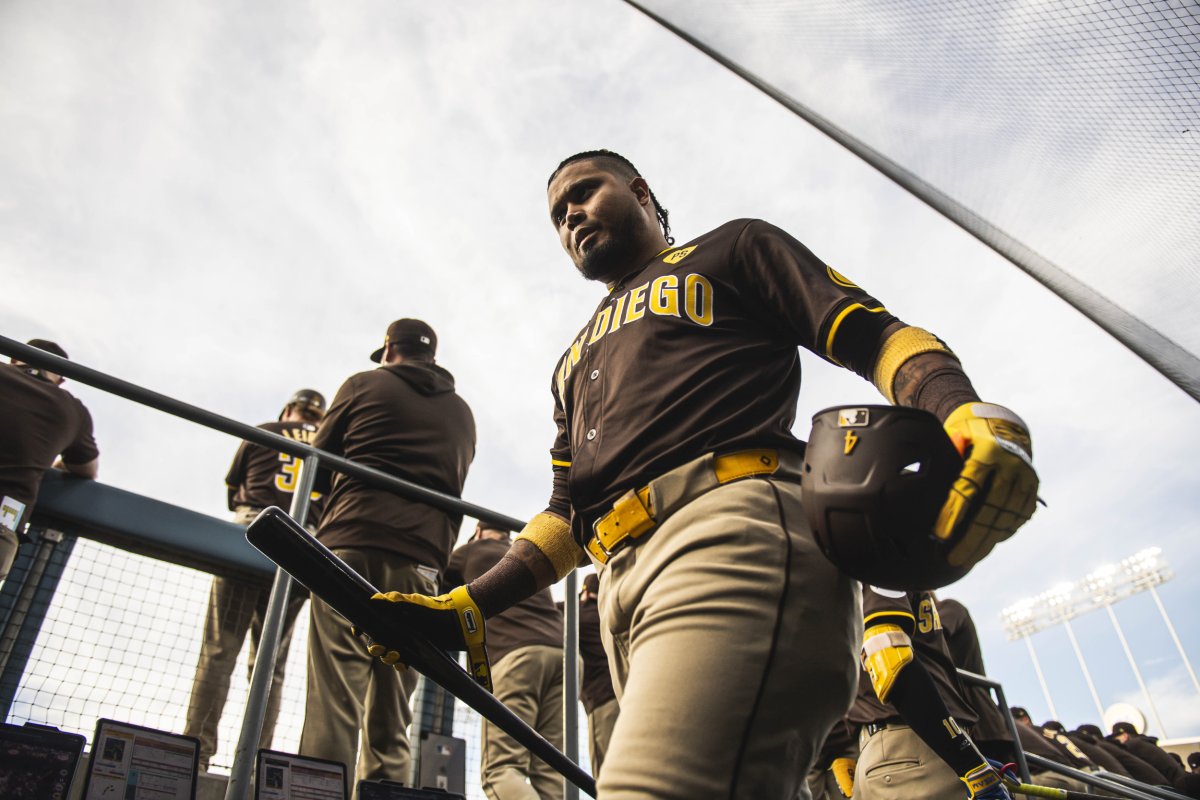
xmin=3 ymin=535 xmax=590 ymax=799
xmin=629 ymin=0 xmax=1200 ymax=393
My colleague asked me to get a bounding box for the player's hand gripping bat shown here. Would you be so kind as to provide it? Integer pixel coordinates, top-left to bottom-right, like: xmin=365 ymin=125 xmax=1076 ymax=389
xmin=246 ymin=506 xmax=597 ymax=798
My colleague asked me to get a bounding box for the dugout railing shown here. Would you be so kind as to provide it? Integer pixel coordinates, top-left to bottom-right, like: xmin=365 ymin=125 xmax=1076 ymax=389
xmin=0 ymin=334 xmax=584 ymax=800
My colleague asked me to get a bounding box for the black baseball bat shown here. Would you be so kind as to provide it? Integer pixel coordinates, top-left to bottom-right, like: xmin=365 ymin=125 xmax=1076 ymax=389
xmin=245 ymin=507 xmax=597 ymax=798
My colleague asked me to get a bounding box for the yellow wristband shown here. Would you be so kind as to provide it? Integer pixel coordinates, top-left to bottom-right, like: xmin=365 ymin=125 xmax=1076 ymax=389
xmin=872 ymin=326 xmax=954 ymax=404
xmin=515 ymin=512 xmax=582 ymax=581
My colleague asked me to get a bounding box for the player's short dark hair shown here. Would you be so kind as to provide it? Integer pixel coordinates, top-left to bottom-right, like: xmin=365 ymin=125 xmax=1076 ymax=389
xmin=548 ymin=149 xmax=674 ymax=246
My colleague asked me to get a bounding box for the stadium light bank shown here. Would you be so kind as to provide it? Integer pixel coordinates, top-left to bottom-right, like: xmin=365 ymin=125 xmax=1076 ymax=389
xmin=1000 ymin=547 xmax=1198 ymax=737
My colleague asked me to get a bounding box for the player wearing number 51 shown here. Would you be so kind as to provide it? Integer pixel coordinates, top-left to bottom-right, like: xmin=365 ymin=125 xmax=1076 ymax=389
xmin=182 ymin=388 xmax=326 ymax=771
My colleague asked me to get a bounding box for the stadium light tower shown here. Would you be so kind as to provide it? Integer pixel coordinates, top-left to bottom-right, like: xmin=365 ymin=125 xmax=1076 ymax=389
xmin=1001 ymin=596 xmax=1059 ymax=720
xmin=1001 ymin=546 xmax=1191 ymax=737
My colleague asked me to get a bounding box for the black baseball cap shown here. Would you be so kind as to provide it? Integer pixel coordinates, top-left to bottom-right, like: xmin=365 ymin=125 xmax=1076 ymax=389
xmin=1043 ymin=720 xmax=1066 ymax=733
xmin=370 ymin=319 xmax=437 ymax=363
xmin=27 ymin=339 xmax=68 ymax=360
xmin=1187 ymin=751 xmax=1199 ymax=770
xmin=1076 ymin=724 xmax=1104 ymax=738
xmin=1010 ymin=706 xmax=1030 ymax=721
xmin=1112 ymin=721 xmax=1139 ymax=736
xmin=582 ymin=573 xmax=600 ymax=595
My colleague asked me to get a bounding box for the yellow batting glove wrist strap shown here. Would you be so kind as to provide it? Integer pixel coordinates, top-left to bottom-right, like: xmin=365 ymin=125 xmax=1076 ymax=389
xmin=961 ymin=762 xmax=1002 ymax=798
xmin=448 ymin=585 xmax=492 ymax=692
xmin=871 ymin=326 xmax=953 ymax=404
xmin=516 ymin=512 xmax=581 ymax=581
xmin=862 ymin=624 xmax=914 ymax=703
xmin=830 ymin=757 xmax=856 ymax=798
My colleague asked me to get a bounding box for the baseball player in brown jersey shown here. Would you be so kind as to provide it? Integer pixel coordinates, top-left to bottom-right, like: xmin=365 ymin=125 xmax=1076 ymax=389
xmin=366 ymin=150 xmax=1038 ymax=799
xmin=183 ymin=388 xmax=325 ymax=770
xmin=849 ymin=587 xmax=1010 ymax=799
xmin=0 ymin=340 xmax=99 ymax=581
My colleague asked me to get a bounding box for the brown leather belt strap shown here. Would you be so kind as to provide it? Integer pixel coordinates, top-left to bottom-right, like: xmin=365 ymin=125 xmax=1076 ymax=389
xmin=587 ymin=449 xmax=779 ymax=565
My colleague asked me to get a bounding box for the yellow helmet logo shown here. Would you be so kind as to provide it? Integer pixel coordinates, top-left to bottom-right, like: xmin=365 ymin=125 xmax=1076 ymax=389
xmin=844 ymin=430 xmax=859 ymax=455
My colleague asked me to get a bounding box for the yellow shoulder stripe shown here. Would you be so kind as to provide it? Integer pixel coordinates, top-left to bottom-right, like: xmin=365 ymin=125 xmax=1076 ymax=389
xmin=551 ymin=459 xmax=572 ymax=468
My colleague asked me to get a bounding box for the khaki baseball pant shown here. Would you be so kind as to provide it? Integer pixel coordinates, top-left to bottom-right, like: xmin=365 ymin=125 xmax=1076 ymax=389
xmin=586 ymin=698 xmax=618 ymax=780
xmin=594 ymin=458 xmax=861 ymax=800
xmin=482 ymin=644 xmax=565 ymax=800
xmin=0 ymin=528 xmax=19 ymax=582
xmin=183 ymin=506 xmax=306 ymax=768
xmin=852 ymin=724 xmax=964 ymax=800
xmin=299 ymin=548 xmax=436 ymax=796
xmin=182 ymin=573 xmax=307 ymax=767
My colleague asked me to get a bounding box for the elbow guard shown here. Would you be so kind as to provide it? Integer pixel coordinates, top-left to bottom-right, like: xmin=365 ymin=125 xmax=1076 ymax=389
xmin=862 ymin=623 xmax=914 ymax=703
xmin=515 ymin=512 xmax=583 ymax=581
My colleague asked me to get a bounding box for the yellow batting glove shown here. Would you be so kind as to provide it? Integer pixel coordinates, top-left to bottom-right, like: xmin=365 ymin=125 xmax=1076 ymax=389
xmin=936 ymin=402 xmax=1039 ymax=568
xmin=830 ymin=757 xmax=856 ymax=798
xmin=367 ymin=585 xmax=492 ymax=691
xmin=862 ymin=623 xmax=914 ymax=703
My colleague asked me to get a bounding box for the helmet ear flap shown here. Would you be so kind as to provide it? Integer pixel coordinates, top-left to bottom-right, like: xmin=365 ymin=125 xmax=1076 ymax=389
xmin=802 ymin=405 xmax=965 ymax=590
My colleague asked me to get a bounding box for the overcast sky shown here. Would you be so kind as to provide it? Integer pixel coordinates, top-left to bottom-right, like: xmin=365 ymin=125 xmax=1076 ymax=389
xmin=3 ymin=0 xmax=1198 ymax=741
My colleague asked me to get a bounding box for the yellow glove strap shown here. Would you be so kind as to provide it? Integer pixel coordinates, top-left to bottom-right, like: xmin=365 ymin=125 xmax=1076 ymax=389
xmin=830 ymin=757 xmax=856 ymax=798
xmin=961 ymin=762 xmax=1002 ymax=798
xmin=515 ymin=512 xmax=582 ymax=581
xmin=871 ymin=326 xmax=953 ymax=404
xmin=448 ymin=585 xmax=492 ymax=692
xmin=862 ymin=623 xmax=914 ymax=703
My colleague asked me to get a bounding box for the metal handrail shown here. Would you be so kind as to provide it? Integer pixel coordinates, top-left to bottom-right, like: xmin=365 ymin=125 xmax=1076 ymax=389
xmin=0 ymin=336 xmax=524 ymax=532
xmin=1024 ymin=752 xmax=1190 ymax=800
xmin=0 ymin=334 xmax=585 ymax=798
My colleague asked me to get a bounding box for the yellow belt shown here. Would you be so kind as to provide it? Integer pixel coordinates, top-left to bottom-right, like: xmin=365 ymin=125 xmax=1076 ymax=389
xmin=586 ymin=449 xmax=780 ymax=565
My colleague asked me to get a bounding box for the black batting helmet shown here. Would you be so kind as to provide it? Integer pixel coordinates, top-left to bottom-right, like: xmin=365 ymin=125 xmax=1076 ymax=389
xmin=801 ymin=405 xmax=966 ymax=590
xmin=281 ymin=388 xmax=326 ymax=421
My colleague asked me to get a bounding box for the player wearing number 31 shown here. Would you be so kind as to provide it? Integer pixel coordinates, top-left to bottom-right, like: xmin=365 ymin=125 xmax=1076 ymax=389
xmin=369 ymin=151 xmax=1039 ymax=799
xmin=183 ymin=388 xmax=326 ymax=771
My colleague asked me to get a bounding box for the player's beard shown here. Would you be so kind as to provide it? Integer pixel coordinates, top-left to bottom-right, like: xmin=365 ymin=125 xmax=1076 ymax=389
xmin=576 ymin=205 xmax=645 ymax=284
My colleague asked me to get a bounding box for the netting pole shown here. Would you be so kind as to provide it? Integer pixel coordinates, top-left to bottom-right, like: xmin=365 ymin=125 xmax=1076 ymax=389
xmin=563 ymin=569 xmax=580 ymax=800
xmin=225 ymin=457 xmax=316 ymax=800
xmin=620 ymin=0 xmax=1200 ymax=403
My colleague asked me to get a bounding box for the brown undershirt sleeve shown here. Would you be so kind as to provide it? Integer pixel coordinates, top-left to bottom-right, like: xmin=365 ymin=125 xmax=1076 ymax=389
xmin=467 ymin=539 xmax=558 ymax=618
xmin=892 ymin=351 xmax=981 ymax=423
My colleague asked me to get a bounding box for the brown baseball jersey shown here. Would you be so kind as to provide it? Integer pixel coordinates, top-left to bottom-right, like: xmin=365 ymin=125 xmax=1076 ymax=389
xmin=578 ymin=594 xmax=617 ymax=713
xmin=0 ymin=363 xmax=99 ymax=532
xmin=314 ymin=361 xmax=475 ymax=572
xmin=444 ymin=536 xmax=562 ymax=666
xmin=848 ymin=588 xmax=978 ymax=728
xmin=225 ymin=420 xmax=323 ymax=515
xmin=542 ymin=219 xmax=899 ymax=534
